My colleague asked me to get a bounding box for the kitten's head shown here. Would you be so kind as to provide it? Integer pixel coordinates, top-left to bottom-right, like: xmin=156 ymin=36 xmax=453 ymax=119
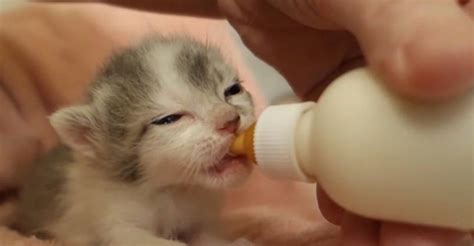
xmin=49 ymin=36 xmax=255 ymax=189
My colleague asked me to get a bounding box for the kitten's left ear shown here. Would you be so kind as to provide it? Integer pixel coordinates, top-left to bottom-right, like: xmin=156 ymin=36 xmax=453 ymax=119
xmin=49 ymin=105 xmax=100 ymax=158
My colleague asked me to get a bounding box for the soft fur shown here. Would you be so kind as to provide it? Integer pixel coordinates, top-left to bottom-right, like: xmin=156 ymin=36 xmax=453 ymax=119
xmin=14 ymin=36 xmax=256 ymax=246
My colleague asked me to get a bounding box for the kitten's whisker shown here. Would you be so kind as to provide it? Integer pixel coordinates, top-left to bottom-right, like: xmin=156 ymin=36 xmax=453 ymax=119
xmin=182 ymin=162 xmax=197 ymax=181
xmin=180 ymin=153 xmax=201 ymax=182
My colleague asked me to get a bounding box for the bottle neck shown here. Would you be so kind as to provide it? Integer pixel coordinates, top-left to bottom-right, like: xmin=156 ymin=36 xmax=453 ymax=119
xmin=294 ymin=109 xmax=318 ymax=182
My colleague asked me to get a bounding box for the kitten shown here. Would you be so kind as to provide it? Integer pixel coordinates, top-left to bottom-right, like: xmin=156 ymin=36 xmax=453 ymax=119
xmin=13 ymin=36 xmax=255 ymax=246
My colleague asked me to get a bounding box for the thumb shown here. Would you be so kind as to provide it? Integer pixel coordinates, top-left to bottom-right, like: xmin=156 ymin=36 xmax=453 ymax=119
xmin=267 ymin=0 xmax=474 ymax=100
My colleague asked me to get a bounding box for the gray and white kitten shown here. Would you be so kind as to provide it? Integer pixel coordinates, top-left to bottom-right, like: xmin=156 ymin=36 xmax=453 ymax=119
xmin=13 ymin=36 xmax=255 ymax=246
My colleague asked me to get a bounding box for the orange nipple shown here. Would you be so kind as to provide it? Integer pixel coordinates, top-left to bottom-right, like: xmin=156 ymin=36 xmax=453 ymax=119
xmin=230 ymin=123 xmax=257 ymax=163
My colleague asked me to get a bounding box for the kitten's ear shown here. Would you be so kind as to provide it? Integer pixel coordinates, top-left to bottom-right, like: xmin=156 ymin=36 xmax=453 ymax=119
xmin=49 ymin=105 xmax=99 ymax=158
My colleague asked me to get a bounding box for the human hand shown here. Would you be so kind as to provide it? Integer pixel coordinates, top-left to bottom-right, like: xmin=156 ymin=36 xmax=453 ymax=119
xmin=219 ymin=0 xmax=474 ymax=101
xmin=0 ymin=6 xmax=57 ymax=187
xmin=217 ymin=0 xmax=473 ymax=245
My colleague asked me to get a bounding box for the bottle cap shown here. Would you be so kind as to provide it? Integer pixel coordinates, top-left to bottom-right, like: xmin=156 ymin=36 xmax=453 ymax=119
xmin=254 ymin=102 xmax=315 ymax=182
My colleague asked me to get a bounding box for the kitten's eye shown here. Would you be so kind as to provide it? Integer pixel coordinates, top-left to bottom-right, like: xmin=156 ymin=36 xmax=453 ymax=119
xmin=224 ymin=83 xmax=242 ymax=98
xmin=152 ymin=114 xmax=183 ymax=125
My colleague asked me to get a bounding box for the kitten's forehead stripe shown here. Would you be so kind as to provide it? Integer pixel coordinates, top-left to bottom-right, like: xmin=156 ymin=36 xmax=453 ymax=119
xmin=92 ymin=43 xmax=156 ymax=99
xmin=92 ymin=44 xmax=159 ymax=139
xmin=176 ymin=45 xmax=215 ymax=90
xmin=87 ymin=42 xmax=162 ymax=182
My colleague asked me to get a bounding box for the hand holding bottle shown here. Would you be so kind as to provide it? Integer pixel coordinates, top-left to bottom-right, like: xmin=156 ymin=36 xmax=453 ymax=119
xmin=219 ymin=1 xmax=473 ymax=245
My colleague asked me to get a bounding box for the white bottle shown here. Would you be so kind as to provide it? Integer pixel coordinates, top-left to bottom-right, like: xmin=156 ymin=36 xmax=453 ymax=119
xmin=231 ymin=68 xmax=473 ymax=230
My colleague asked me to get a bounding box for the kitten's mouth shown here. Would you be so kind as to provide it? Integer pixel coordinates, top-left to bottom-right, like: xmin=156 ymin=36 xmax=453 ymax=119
xmin=202 ymin=154 xmax=247 ymax=176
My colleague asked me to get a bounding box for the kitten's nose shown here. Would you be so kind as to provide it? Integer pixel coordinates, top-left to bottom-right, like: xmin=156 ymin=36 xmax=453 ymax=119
xmin=217 ymin=115 xmax=240 ymax=134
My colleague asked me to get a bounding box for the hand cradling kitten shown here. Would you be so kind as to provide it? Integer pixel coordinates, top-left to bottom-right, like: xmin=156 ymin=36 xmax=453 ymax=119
xmin=12 ymin=36 xmax=256 ymax=246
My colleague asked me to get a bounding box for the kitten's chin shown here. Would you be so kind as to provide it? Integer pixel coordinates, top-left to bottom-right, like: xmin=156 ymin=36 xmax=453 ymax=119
xmin=197 ymin=155 xmax=253 ymax=189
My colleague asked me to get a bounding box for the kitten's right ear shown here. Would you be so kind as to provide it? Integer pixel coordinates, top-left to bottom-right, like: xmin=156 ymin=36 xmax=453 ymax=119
xmin=49 ymin=105 xmax=99 ymax=158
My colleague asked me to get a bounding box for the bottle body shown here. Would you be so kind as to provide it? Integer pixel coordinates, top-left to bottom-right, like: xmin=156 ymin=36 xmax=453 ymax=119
xmin=296 ymin=68 xmax=473 ymax=230
xmin=231 ymin=68 xmax=474 ymax=230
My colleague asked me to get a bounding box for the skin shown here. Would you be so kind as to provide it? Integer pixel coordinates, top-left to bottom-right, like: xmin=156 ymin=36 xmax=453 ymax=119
xmin=10 ymin=0 xmax=474 ymax=245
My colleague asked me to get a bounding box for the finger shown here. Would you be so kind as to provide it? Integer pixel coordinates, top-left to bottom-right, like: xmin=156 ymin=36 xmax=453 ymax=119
xmin=0 ymin=84 xmax=24 ymax=132
xmin=39 ymin=0 xmax=223 ymax=18
xmin=265 ymin=0 xmax=341 ymax=30
xmin=380 ymin=222 xmax=472 ymax=246
xmin=311 ymin=0 xmax=474 ymax=100
xmin=316 ymin=186 xmax=344 ymax=225
xmin=464 ymin=0 xmax=474 ymax=18
xmin=361 ymin=0 xmax=474 ymax=100
xmin=0 ymin=88 xmax=39 ymax=188
xmin=218 ymin=0 xmax=359 ymax=97
xmin=340 ymin=213 xmax=379 ymax=246
xmin=0 ymin=37 xmax=57 ymax=151
xmin=0 ymin=85 xmax=35 ymax=132
xmin=218 ymin=0 xmax=306 ymax=29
